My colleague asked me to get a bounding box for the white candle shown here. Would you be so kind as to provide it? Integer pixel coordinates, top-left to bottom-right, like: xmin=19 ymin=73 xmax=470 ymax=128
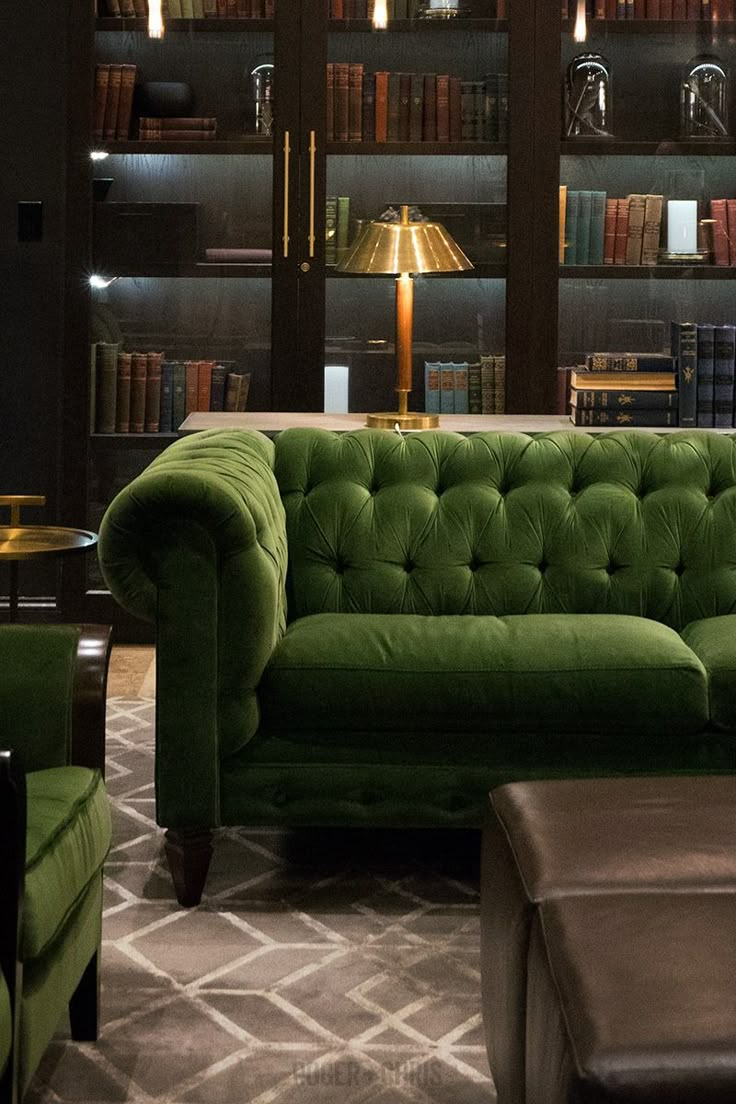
xmin=324 ymin=364 xmax=349 ymax=413
xmin=667 ymin=200 xmax=698 ymax=254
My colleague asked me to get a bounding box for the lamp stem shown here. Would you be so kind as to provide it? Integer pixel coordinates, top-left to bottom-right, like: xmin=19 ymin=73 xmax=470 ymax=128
xmin=395 ymin=272 xmax=413 ymax=416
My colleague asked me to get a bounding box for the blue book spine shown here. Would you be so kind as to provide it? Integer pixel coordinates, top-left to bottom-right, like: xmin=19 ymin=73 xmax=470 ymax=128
xmin=588 ymin=191 xmax=607 ymax=266
xmin=714 ymin=324 xmax=736 ymax=429
xmin=576 ymin=191 xmax=593 ymax=266
xmin=671 ymin=321 xmax=698 ymax=429
xmin=424 ymin=361 xmax=440 ymax=415
xmin=564 ymin=191 xmax=579 ymax=265
xmin=696 ymin=324 xmax=715 ymax=429
xmin=159 ymin=360 xmax=174 ymax=433
xmin=453 ymin=362 xmax=469 ymax=415
xmin=440 ymin=364 xmax=455 ymax=414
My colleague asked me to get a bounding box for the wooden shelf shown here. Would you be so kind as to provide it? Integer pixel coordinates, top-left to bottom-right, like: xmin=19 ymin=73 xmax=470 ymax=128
xmin=99 ymin=139 xmax=272 ymax=155
xmin=96 ymin=17 xmax=273 ymax=30
xmin=561 ymin=264 xmax=736 ymax=279
xmin=328 ymin=17 xmax=507 ymax=31
xmin=561 ymin=17 xmax=736 ymax=32
xmin=327 ymin=262 xmax=506 ymax=278
xmin=327 ymin=141 xmax=506 ymax=155
xmin=561 ymin=138 xmax=736 ymax=157
xmin=93 ymin=262 xmax=272 ymax=278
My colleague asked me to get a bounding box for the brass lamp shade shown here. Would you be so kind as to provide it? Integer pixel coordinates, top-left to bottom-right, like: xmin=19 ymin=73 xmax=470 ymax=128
xmin=335 ymin=214 xmax=473 ymax=276
xmin=335 ymin=206 xmax=473 ymax=429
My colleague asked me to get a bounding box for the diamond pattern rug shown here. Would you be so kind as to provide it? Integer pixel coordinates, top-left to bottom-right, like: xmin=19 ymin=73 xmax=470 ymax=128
xmin=27 ymin=698 xmax=495 ymax=1103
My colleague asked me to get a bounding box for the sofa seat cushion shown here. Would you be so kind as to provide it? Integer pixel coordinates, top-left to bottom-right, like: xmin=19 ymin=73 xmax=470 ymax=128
xmin=681 ymin=615 xmax=736 ymax=731
xmin=259 ymin=613 xmax=708 ymax=744
xmin=24 ymin=766 xmax=111 ymax=961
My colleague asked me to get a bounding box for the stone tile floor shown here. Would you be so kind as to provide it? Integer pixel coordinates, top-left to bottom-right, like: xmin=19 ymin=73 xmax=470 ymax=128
xmin=27 ymin=680 xmax=494 ymax=1103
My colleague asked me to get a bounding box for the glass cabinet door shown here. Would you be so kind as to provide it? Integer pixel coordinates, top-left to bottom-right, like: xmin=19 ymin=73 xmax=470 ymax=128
xmin=321 ymin=0 xmax=509 ymax=422
xmin=559 ymin=6 xmax=736 ymax=427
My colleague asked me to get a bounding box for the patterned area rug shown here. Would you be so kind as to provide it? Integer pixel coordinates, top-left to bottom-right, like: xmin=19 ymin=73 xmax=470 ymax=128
xmin=28 ymin=698 xmax=495 ymax=1103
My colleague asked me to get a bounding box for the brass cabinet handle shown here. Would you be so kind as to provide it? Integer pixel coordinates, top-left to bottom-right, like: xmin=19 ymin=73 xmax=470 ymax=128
xmin=282 ymin=130 xmax=290 ymax=258
xmin=308 ymin=129 xmax=316 ymax=258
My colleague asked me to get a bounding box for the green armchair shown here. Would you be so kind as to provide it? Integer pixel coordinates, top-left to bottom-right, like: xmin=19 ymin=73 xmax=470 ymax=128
xmin=0 ymin=624 xmax=112 ymax=1103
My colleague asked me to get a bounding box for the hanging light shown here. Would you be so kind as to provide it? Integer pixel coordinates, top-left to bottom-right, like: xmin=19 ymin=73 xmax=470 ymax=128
xmin=372 ymin=0 xmax=388 ymax=29
xmin=573 ymin=0 xmax=587 ymax=42
xmin=148 ymin=0 xmax=164 ymax=39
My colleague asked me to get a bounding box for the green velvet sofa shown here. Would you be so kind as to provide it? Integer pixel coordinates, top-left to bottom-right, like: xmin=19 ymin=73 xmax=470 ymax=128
xmin=99 ymin=427 xmax=736 ymax=906
xmin=0 ymin=624 xmax=112 ymax=1102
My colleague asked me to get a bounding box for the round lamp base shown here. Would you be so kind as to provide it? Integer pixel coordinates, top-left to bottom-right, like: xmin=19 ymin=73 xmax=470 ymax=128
xmin=365 ymin=411 xmax=440 ymax=430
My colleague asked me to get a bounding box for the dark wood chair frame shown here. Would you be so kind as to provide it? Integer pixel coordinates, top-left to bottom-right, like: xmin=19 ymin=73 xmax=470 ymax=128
xmin=0 ymin=625 xmax=112 ymax=1104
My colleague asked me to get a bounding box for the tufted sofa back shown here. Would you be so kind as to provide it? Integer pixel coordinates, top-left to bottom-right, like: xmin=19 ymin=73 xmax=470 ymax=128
xmin=274 ymin=427 xmax=736 ymax=631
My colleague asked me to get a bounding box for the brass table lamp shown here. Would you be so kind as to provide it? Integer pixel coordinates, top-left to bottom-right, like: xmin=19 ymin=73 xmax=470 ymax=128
xmin=335 ymin=205 xmax=473 ymax=429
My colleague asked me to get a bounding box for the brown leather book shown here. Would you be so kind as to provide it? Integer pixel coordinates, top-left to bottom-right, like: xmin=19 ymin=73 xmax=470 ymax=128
xmin=672 ymin=0 xmax=686 ymax=14
xmin=129 ymin=352 xmax=148 ymax=433
xmin=727 ymin=200 xmax=736 ymax=264
xmin=387 ymin=72 xmax=400 ymax=141
xmin=710 ymin=199 xmax=730 ymax=265
xmin=633 ymin=0 xmax=645 ymax=12
xmin=144 ymin=352 xmax=163 ymax=431
xmin=132 ymin=0 xmax=147 ymax=14
xmin=603 ymin=198 xmax=618 ymax=264
xmin=348 ymin=63 xmax=364 ymax=141
xmin=103 ymin=65 xmax=123 ymax=140
xmin=436 ymin=74 xmax=450 ymax=142
xmin=196 ymin=359 xmax=214 ymax=411
xmin=659 ymin=0 xmax=673 ymax=14
xmin=115 ymin=352 xmax=132 ymax=433
xmin=374 ymin=71 xmax=389 ymax=142
xmin=422 ymin=74 xmax=437 ymax=141
xmin=185 ymin=360 xmax=199 ymax=415
xmin=115 ymin=64 xmax=136 ymax=140
xmin=448 ymin=76 xmax=462 ymax=142
xmin=326 ymin=63 xmax=334 ymax=142
xmin=398 ymin=73 xmax=411 ymax=142
xmin=138 ymin=116 xmax=217 ymax=129
xmin=614 ymin=198 xmax=629 ymax=264
xmin=224 ymin=372 xmax=242 ymax=411
xmin=640 ymin=194 xmax=663 ymax=266
xmin=93 ymin=65 xmax=110 ymax=142
xmin=646 ymin=0 xmax=660 ymax=14
xmin=686 ymin=0 xmax=699 ymax=12
xmin=334 ymin=63 xmax=350 ymax=142
xmin=331 ymin=0 xmax=344 ymax=14
xmin=605 ymin=0 xmax=616 ymax=14
xmin=624 ymin=194 xmax=646 ymax=265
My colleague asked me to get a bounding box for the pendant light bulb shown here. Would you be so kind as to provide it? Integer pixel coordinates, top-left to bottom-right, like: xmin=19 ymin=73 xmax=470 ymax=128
xmin=372 ymin=0 xmax=388 ymax=29
xmin=148 ymin=0 xmax=164 ymax=39
xmin=573 ymin=0 xmax=587 ymax=41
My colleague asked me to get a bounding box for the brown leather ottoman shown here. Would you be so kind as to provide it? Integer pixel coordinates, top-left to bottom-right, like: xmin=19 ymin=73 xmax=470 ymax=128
xmin=526 ymin=892 xmax=736 ymax=1103
xmin=480 ymin=776 xmax=736 ymax=1104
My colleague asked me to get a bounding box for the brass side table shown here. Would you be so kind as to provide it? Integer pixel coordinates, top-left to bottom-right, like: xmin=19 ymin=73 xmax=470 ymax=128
xmin=0 ymin=496 xmax=98 ymax=623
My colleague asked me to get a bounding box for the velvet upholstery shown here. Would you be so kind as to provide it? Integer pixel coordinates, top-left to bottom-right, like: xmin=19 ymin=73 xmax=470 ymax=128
xmin=97 ymin=428 xmax=736 ymax=901
xmin=680 ymin=615 xmax=736 ymax=730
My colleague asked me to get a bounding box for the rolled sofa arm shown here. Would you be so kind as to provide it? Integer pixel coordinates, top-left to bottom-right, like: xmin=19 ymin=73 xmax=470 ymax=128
xmin=98 ymin=429 xmax=288 ymax=830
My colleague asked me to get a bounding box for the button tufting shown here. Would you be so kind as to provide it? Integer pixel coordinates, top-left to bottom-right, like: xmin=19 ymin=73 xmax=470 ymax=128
xmin=539 ymin=560 xmax=548 ymax=573
xmin=674 ymin=562 xmax=685 ymax=576
xmin=606 ymin=563 xmax=616 ymax=575
xmin=405 ymin=560 xmax=415 ymax=573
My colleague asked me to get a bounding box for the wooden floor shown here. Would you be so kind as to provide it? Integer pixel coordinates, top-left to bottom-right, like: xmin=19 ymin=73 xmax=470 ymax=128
xmin=107 ymin=645 xmax=156 ymax=697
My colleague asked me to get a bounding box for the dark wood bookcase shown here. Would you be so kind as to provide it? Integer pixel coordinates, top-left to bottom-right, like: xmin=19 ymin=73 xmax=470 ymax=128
xmin=3 ymin=0 xmax=734 ymax=630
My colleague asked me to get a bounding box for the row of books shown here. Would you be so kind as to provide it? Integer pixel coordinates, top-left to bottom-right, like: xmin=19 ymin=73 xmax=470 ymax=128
xmin=93 ymin=64 xmax=137 ymax=143
xmin=560 ymin=189 xmax=665 ymax=267
xmin=98 ymin=0 xmax=274 ymax=15
xmin=92 ymin=344 xmax=250 ymax=435
xmin=425 ymin=356 xmax=507 ymax=415
xmin=329 ymin=0 xmax=508 ymax=15
xmin=327 ymin=65 xmax=508 ymax=143
xmin=561 ymin=0 xmax=726 ymax=16
xmin=138 ymin=117 xmax=218 ymax=141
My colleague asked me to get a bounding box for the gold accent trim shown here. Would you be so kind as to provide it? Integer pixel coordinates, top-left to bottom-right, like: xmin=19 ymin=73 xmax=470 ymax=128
xmin=282 ymin=130 xmax=290 ymax=258
xmin=365 ymin=412 xmax=440 ymax=430
xmin=308 ymin=129 xmax=316 ymax=258
xmin=0 ymin=495 xmax=46 ymax=528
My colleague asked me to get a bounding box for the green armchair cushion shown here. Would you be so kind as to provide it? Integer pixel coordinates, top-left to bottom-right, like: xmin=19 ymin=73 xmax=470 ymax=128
xmin=680 ymin=616 xmax=736 ymax=730
xmin=23 ymin=767 xmax=111 ymax=961
xmin=259 ymin=612 xmax=708 ymax=743
xmin=0 ymin=974 xmax=10 ymax=1079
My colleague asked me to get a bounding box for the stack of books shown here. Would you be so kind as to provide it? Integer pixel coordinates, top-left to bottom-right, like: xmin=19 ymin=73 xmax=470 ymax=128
xmin=560 ymin=189 xmax=664 ymax=267
xmin=672 ymin=321 xmax=736 ymax=428
xmin=568 ymin=352 xmax=678 ymax=427
xmin=100 ymin=0 xmax=276 ymax=15
xmin=561 ymin=0 xmax=723 ymax=18
xmin=92 ymin=344 xmax=250 ymax=434
xmin=93 ymin=64 xmax=137 ymax=142
xmin=330 ymin=0 xmax=508 ymax=17
xmin=327 ymin=66 xmax=507 ymax=143
xmin=138 ymin=117 xmax=217 ymax=141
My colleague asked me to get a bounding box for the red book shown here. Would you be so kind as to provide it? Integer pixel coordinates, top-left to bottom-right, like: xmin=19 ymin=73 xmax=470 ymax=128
xmin=634 ymin=0 xmax=645 ymax=13
xmin=613 ymin=198 xmax=629 ymax=264
xmin=326 ymin=63 xmax=334 ymax=143
xmin=605 ymin=0 xmax=617 ymax=14
xmin=93 ymin=65 xmax=110 ymax=143
xmin=102 ymin=64 xmax=123 ymax=140
xmin=144 ymin=352 xmax=163 ymax=432
xmin=436 ymin=74 xmax=450 ymax=143
xmin=686 ymin=0 xmax=699 ymax=13
xmin=646 ymin=0 xmax=661 ymax=14
xmin=660 ymin=0 xmax=673 ymax=12
xmin=374 ymin=71 xmax=389 ymax=143
xmin=727 ymin=199 xmax=736 ymax=264
xmin=595 ymin=0 xmax=606 ymax=15
xmin=331 ymin=0 xmax=344 ymax=14
xmin=711 ymin=199 xmax=730 ymax=265
xmin=129 ymin=353 xmax=148 ymax=433
xmin=115 ymin=64 xmax=137 ymax=140
xmin=115 ymin=352 xmax=132 ymax=433
xmin=672 ymin=0 xmax=687 ymax=15
xmin=496 ymin=0 xmax=507 ymax=14
xmin=603 ymin=198 xmax=618 ymax=263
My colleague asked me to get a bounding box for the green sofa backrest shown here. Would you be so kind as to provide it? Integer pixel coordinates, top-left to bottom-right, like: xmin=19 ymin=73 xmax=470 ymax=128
xmin=274 ymin=428 xmax=736 ymax=630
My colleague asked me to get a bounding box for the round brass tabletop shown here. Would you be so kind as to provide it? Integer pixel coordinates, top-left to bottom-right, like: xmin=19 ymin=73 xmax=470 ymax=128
xmin=0 ymin=525 xmax=98 ymax=561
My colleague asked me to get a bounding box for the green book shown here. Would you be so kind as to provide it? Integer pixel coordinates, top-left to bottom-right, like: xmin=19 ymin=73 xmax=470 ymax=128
xmin=480 ymin=354 xmax=495 ymax=414
xmin=95 ymin=341 xmax=119 ymax=434
xmin=588 ymin=191 xmax=607 ymax=266
xmin=468 ymin=361 xmax=482 ymax=414
xmin=325 ymin=195 xmax=337 ymax=264
xmin=564 ymin=191 xmax=579 ymax=265
xmin=336 ymin=196 xmax=350 ymax=261
xmin=576 ymin=191 xmax=593 ymax=266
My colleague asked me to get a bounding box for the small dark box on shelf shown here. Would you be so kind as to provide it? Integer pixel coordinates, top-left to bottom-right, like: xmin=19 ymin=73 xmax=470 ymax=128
xmin=93 ymin=202 xmax=199 ymax=270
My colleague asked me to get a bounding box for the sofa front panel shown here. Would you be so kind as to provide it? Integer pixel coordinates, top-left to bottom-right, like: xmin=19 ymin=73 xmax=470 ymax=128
xmin=274 ymin=429 xmax=736 ymax=629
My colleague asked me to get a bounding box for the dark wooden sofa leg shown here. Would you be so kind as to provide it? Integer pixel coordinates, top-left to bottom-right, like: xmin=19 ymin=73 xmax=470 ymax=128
xmin=69 ymin=950 xmax=100 ymax=1041
xmin=164 ymin=829 xmax=213 ymax=907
